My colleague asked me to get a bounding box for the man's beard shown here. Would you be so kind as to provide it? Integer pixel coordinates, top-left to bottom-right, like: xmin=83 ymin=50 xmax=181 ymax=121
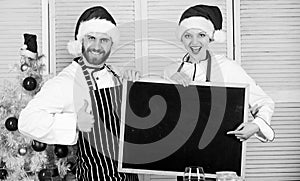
xmin=82 ymin=45 xmax=111 ymax=66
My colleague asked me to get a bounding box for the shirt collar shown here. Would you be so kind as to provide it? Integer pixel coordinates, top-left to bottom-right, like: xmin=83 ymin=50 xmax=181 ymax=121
xmin=74 ymin=56 xmax=105 ymax=71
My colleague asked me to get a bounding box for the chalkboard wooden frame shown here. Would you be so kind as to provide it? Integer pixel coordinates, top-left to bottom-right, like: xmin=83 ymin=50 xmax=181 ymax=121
xmin=118 ymin=80 xmax=249 ymax=179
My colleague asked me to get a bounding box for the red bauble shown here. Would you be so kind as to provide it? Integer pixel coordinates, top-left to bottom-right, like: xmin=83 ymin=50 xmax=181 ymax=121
xmin=38 ymin=169 xmax=52 ymax=181
xmin=54 ymin=145 xmax=69 ymax=158
xmin=38 ymin=168 xmax=59 ymax=181
xmin=32 ymin=140 xmax=47 ymax=152
xmin=23 ymin=76 xmax=37 ymax=91
xmin=5 ymin=117 xmax=18 ymax=131
xmin=0 ymin=169 xmax=8 ymax=179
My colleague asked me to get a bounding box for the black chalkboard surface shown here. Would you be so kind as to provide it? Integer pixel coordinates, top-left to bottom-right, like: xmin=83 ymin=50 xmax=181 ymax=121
xmin=118 ymin=80 xmax=249 ymax=179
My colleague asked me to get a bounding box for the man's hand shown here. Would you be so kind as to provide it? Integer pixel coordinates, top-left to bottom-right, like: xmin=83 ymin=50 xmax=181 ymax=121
xmin=227 ymin=122 xmax=260 ymax=141
xmin=170 ymin=72 xmax=191 ymax=87
xmin=122 ymin=70 xmax=141 ymax=81
xmin=77 ymin=100 xmax=95 ymax=132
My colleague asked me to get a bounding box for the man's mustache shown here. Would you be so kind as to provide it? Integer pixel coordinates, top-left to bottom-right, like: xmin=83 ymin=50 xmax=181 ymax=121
xmin=88 ymin=49 xmax=105 ymax=54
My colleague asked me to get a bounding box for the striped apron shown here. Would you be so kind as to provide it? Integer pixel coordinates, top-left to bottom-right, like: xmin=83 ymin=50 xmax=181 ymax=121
xmin=76 ymin=58 xmax=139 ymax=181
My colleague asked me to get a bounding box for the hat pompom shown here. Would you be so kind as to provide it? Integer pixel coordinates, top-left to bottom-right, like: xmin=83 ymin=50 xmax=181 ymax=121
xmin=67 ymin=40 xmax=82 ymax=57
xmin=213 ymin=30 xmax=226 ymax=43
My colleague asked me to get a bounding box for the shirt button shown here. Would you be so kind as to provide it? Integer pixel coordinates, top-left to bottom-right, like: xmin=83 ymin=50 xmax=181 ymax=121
xmin=96 ymin=77 xmax=99 ymax=80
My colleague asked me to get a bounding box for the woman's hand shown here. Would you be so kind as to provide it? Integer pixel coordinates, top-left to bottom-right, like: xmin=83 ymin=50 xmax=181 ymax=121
xmin=227 ymin=122 xmax=260 ymax=141
xmin=170 ymin=72 xmax=191 ymax=87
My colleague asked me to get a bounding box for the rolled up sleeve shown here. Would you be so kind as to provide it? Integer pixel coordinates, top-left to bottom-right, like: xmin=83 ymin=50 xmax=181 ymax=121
xmin=228 ymin=62 xmax=275 ymax=142
xmin=249 ymin=84 xmax=275 ymax=142
xmin=18 ymin=78 xmax=78 ymax=145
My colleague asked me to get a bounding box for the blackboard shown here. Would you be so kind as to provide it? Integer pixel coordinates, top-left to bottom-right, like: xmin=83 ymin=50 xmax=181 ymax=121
xmin=118 ymin=80 xmax=249 ymax=179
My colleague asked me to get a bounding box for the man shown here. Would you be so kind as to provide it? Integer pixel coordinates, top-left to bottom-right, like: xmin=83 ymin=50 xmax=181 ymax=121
xmin=164 ymin=4 xmax=275 ymax=143
xmin=19 ymin=6 xmax=139 ymax=181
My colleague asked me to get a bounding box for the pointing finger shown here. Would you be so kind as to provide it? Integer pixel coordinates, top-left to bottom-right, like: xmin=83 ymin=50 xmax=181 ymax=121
xmin=227 ymin=130 xmax=243 ymax=135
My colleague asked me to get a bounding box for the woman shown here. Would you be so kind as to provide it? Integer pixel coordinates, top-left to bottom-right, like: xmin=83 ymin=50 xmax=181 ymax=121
xmin=164 ymin=4 xmax=275 ymax=143
xmin=163 ymin=4 xmax=275 ymax=180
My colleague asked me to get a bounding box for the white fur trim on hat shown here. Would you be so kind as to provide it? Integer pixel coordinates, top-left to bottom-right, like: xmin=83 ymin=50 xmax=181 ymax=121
xmin=77 ymin=18 xmax=120 ymax=45
xmin=67 ymin=40 xmax=82 ymax=57
xmin=67 ymin=18 xmax=120 ymax=57
xmin=21 ymin=49 xmax=37 ymax=59
xmin=176 ymin=16 xmax=215 ymax=41
xmin=20 ymin=44 xmax=37 ymax=59
xmin=212 ymin=30 xmax=226 ymax=43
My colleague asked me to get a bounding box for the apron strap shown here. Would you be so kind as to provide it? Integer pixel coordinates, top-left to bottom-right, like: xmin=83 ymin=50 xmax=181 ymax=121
xmin=177 ymin=51 xmax=212 ymax=82
xmin=75 ymin=57 xmax=121 ymax=90
xmin=76 ymin=57 xmax=94 ymax=91
xmin=105 ymin=65 xmax=122 ymax=85
xmin=206 ymin=51 xmax=211 ymax=82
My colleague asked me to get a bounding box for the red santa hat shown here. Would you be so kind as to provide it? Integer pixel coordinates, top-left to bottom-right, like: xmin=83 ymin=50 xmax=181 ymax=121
xmin=23 ymin=33 xmax=38 ymax=59
xmin=176 ymin=4 xmax=226 ymax=43
xmin=67 ymin=6 xmax=120 ymax=57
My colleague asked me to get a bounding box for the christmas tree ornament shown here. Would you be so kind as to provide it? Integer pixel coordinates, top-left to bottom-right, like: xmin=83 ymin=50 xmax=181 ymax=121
xmin=18 ymin=146 xmax=28 ymax=156
xmin=66 ymin=161 xmax=76 ymax=175
xmin=0 ymin=169 xmax=8 ymax=179
xmin=31 ymin=140 xmax=47 ymax=152
xmin=20 ymin=63 xmax=29 ymax=72
xmin=23 ymin=76 xmax=37 ymax=91
xmin=5 ymin=117 xmax=18 ymax=131
xmin=54 ymin=145 xmax=69 ymax=158
xmin=38 ymin=167 xmax=59 ymax=181
xmin=23 ymin=33 xmax=38 ymax=60
xmin=38 ymin=168 xmax=52 ymax=181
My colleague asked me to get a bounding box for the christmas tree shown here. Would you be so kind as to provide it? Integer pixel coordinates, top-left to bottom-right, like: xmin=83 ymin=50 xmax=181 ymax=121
xmin=0 ymin=34 xmax=76 ymax=181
